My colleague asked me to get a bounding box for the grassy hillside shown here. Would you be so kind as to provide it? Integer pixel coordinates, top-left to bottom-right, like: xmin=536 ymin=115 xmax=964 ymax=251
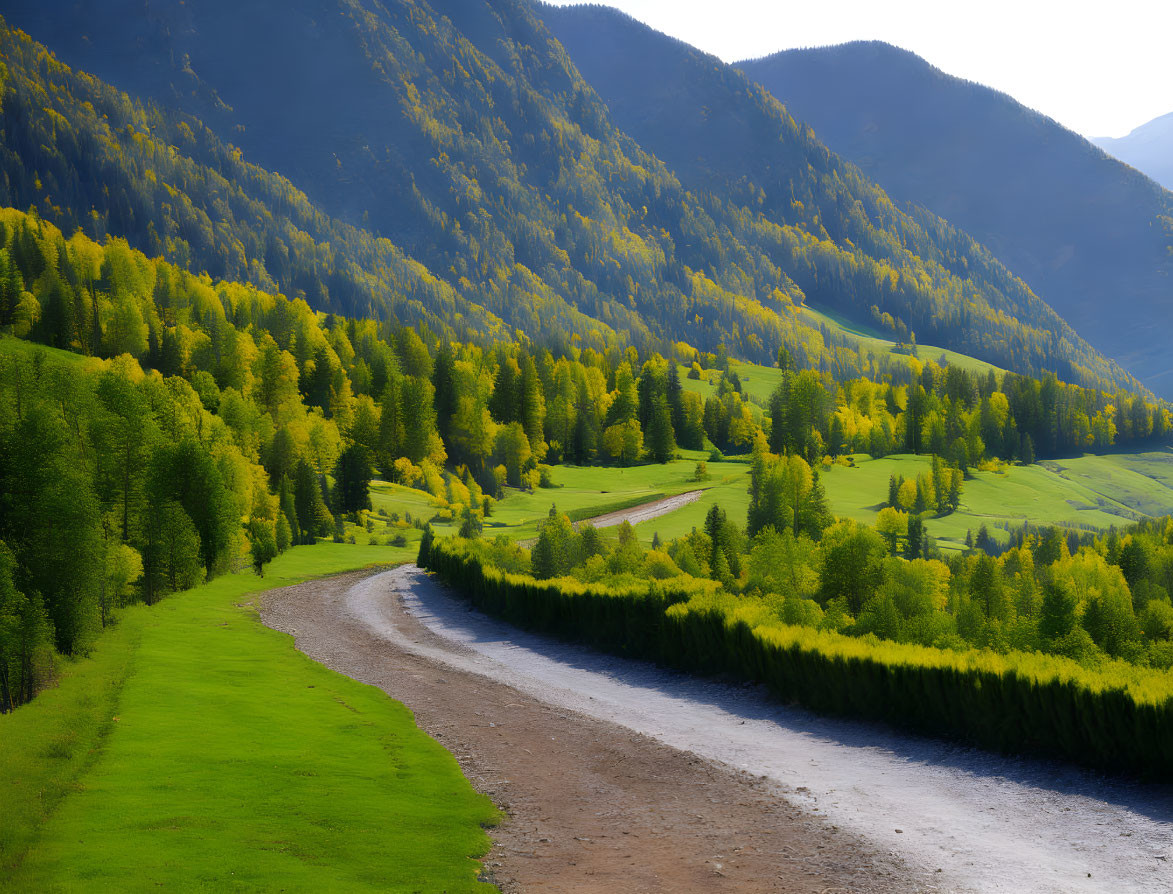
xmin=607 ymin=448 xmax=1173 ymax=554
xmin=797 ymin=305 xmax=1005 ymax=376
xmin=376 ymin=458 xmax=741 ymax=543
xmin=0 ymin=544 xmax=498 ymax=892
xmin=819 ymin=455 xmax=1138 ymax=550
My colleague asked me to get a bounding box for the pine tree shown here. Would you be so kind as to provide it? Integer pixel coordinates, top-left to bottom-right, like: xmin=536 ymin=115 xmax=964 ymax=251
xmin=905 ymin=515 xmax=924 ymax=560
xmin=432 ymin=344 xmax=457 ymax=451
xmin=666 ymin=361 xmax=684 ymax=436
xmin=518 ymin=354 xmax=546 ymax=457
xmin=646 ymin=395 xmax=676 ymax=463
xmin=489 ymin=354 xmax=519 ymax=423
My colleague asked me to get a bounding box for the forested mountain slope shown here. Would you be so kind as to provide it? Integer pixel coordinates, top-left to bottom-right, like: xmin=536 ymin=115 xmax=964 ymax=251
xmin=0 ymin=2 xmax=1145 ymax=396
xmin=1095 ymin=112 xmax=1173 ymax=192
xmin=736 ymin=41 xmax=1173 ymax=394
xmin=536 ymin=4 xmax=1158 ymax=396
xmin=0 ymin=24 xmax=512 ymax=345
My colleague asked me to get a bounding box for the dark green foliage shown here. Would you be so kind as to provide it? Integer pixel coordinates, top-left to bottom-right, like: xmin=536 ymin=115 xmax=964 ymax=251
xmin=248 ymin=519 xmax=278 ymax=577
xmin=531 ymin=511 xmax=579 ymax=580
xmin=148 ymin=440 xmax=236 ymax=577
xmin=425 ymin=537 xmax=1173 ymax=779
xmin=819 ymin=522 xmax=887 ymax=614
xmin=748 ymin=442 xmax=830 ymax=540
xmin=0 ymin=399 xmax=101 ymax=654
xmin=0 ymin=540 xmax=53 ymax=711
xmin=293 ymin=461 xmax=333 ymax=544
xmin=905 ymin=515 xmax=925 ymax=560
xmin=1039 ymin=581 xmax=1078 ymax=642
xmin=333 ymin=445 xmax=373 ymax=516
xmin=141 ymin=501 xmax=203 ymax=603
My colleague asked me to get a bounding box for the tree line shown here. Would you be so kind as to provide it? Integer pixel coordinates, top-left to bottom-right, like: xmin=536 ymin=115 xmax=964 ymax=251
xmin=1 ymin=201 xmax=1170 ymax=710
xmin=496 ymin=459 xmax=1173 ymax=674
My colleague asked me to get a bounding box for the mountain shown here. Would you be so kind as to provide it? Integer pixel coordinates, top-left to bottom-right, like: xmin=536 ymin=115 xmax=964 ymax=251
xmin=0 ymin=2 xmax=1145 ymax=395
xmin=537 ymin=3 xmax=1151 ymax=393
xmin=1094 ymin=113 xmax=1173 ymax=191
xmin=735 ymin=41 xmax=1173 ymax=395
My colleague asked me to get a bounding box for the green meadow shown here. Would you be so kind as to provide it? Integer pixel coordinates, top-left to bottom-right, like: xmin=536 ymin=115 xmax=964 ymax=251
xmin=377 ymin=458 xmax=742 ymax=543
xmin=0 ymin=543 xmax=498 ymax=893
xmin=818 ymin=451 xmax=1173 ymax=551
xmin=798 ymin=304 xmax=1006 ymax=376
xmin=610 ymin=448 xmax=1173 ymax=554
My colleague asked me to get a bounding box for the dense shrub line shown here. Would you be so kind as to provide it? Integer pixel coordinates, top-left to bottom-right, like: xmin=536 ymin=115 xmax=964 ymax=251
xmin=422 ymin=537 xmax=1173 ymax=779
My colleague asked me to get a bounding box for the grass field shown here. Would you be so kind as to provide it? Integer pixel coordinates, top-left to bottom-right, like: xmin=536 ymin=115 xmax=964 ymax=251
xmin=818 ymin=451 xmax=1173 ymax=551
xmin=611 ymin=447 xmax=1173 ymax=554
xmin=675 ymin=305 xmax=1002 ymax=413
xmin=798 ymin=304 xmax=1006 ymax=375
xmin=393 ymin=460 xmax=737 ymax=542
xmin=676 ymin=359 xmax=785 ymax=408
xmin=630 ymin=464 xmax=752 ymax=544
xmin=0 ymin=333 xmax=91 ymax=366
xmin=0 ymin=543 xmax=498 ymax=893
xmin=372 ymin=458 xmax=752 ymax=546
xmin=1040 ymin=450 xmax=1173 ymax=519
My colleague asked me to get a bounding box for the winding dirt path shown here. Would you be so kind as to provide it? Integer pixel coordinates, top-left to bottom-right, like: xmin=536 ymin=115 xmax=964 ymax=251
xmin=580 ymin=489 xmax=703 ymax=529
xmin=259 ymin=569 xmax=913 ymax=893
xmin=264 ymin=567 xmax=1173 ymax=894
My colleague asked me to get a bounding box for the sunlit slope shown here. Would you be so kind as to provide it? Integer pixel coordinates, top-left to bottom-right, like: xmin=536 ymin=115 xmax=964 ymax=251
xmin=0 ymin=2 xmax=1148 ymax=393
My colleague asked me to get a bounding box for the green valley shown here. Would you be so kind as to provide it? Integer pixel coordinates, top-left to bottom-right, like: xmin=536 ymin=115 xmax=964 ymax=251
xmin=0 ymin=544 xmax=497 ymax=892
xmin=1 ymin=0 xmax=1172 ymax=890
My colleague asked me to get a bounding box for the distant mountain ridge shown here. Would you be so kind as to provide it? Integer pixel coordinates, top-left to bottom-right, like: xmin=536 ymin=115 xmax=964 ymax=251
xmin=0 ymin=1 xmax=1148 ymax=396
xmin=735 ymin=40 xmax=1173 ymax=394
xmin=1094 ymin=113 xmax=1173 ymax=192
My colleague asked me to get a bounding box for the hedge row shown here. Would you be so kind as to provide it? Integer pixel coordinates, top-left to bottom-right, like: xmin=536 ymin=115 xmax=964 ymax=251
xmin=421 ymin=538 xmax=1173 ymax=779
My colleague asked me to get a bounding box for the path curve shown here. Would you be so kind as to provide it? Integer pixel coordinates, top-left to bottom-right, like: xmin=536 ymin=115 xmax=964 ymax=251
xmin=579 ymin=489 xmax=703 ymax=529
xmin=347 ymin=565 xmax=1173 ymax=894
xmin=260 ymin=568 xmax=910 ymax=893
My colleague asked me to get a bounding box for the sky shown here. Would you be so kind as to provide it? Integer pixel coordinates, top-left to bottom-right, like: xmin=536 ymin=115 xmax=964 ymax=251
xmin=544 ymin=1 xmax=1173 ymax=139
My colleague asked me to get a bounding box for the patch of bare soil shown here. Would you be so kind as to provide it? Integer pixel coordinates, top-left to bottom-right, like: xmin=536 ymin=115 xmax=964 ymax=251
xmin=259 ymin=570 xmax=910 ymax=893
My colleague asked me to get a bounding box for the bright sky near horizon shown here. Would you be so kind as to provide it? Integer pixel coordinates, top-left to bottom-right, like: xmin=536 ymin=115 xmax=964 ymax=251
xmin=544 ymin=0 xmax=1173 ymax=139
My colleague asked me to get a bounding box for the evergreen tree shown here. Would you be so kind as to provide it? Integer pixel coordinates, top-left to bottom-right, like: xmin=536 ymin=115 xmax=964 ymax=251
xmin=666 ymin=361 xmax=684 ymax=436
xmin=905 ymin=515 xmax=924 ymax=560
xmin=293 ymin=459 xmax=332 ymax=544
xmin=432 ymin=344 xmax=458 ymax=452
xmin=333 ymin=445 xmax=373 ymax=516
xmin=646 ymin=395 xmax=676 ymax=463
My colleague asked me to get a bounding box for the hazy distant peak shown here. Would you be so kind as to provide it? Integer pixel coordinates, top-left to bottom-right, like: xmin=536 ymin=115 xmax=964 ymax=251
xmin=1092 ymin=111 xmax=1173 ymax=191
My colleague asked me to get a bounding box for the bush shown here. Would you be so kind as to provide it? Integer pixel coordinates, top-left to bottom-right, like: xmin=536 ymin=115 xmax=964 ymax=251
xmin=422 ymin=538 xmax=1173 ymax=779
